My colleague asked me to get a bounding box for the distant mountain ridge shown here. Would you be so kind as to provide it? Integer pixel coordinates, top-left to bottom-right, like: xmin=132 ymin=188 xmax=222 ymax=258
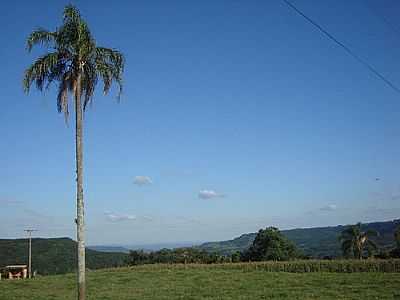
xmin=87 ymin=245 xmax=131 ymax=253
xmin=2 ymin=219 xmax=399 ymax=276
xmin=198 ymin=219 xmax=400 ymax=257
xmin=89 ymin=242 xmax=198 ymax=253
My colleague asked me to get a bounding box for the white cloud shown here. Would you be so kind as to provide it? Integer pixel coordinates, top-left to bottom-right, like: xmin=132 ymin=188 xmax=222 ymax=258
xmin=320 ymin=204 xmax=337 ymax=212
xmin=104 ymin=212 xmax=137 ymax=222
xmin=142 ymin=216 xmax=153 ymax=221
xmin=198 ymin=190 xmax=225 ymax=199
xmin=133 ymin=176 xmax=152 ymax=186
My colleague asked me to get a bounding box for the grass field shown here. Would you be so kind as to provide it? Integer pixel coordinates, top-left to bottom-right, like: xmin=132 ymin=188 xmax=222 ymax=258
xmin=1 ymin=263 xmax=400 ymax=300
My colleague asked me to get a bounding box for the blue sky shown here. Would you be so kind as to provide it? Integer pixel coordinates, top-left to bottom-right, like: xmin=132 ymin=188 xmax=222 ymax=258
xmin=1 ymin=0 xmax=400 ymax=245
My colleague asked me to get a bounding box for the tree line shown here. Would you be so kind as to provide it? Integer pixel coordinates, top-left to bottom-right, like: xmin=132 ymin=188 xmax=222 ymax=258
xmin=127 ymin=223 xmax=400 ymax=266
xmin=126 ymin=247 xmax=231 ymax=266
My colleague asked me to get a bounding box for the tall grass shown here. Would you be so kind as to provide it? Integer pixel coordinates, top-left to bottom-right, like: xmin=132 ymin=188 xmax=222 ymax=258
xmin=125 ymin=259 xmax=400 ymax=273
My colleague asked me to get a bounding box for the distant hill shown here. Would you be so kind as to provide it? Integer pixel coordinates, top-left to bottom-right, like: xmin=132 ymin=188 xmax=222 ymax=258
xmin=0 ymin=237 xmax=128 ymax=275
xmin=124 ymin=242 xmax=199 ymax=252
xmin=88 ymin=242 xmax=198 ymax=253
xmin=199 ymin=219 xmax=400 ymax=257
xmin=87 ymin=245 xmax=131 ymax=253
xmin=2 ymin=219 xmax=399 ymax=276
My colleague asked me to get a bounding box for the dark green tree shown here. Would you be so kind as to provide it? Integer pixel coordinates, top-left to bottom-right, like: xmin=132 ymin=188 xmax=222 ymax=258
xmin=339 ymin=223 xmax=378 ymax=259
xmin=389 ymin=225 xmax=400 ymax=258
xmin=126 ymin=247 xmax=230 ymax=266
xmin=231 ymin=251 xmax=241 ymax=263
xmin=23 ymin=5 xmax=124 ymax=300
xmin=244 ymin=227 xmax=300 ymax=261
xmin=127 ymin=250 xmax=150 ymax=265
xmin=395 ymin=226 xmax=400 ymax=248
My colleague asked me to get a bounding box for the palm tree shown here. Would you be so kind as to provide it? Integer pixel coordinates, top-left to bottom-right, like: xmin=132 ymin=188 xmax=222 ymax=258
xmin=23 ymin=5 xmax=124 ymax=300
xmin=339 ymin=223 xmax=378 ymax=259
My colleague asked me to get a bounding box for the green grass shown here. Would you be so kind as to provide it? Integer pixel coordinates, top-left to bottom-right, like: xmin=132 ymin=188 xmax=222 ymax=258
xmin=1 ymin=264 xmax=400 ymax=300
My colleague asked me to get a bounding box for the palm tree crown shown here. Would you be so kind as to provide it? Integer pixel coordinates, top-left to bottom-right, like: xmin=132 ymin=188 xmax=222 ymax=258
xmin=339 ymin=223 xmax=378 ymax=259
xmin=23 ymin=5 xmax=124 ymax=116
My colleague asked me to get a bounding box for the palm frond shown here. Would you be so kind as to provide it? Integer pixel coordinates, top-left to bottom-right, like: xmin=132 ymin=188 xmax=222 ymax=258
xmin=95 ymin=47 xmax=124 ymax=98
xmin=57 ymin=71 xmax=75 ymax=121
xmin=95 ymin=61 xmax=112 ymax=94
xmin=23 ymin=52 xmax=61 ymax=93
xmin=81 ymin=62 xmax=98 ymax=110
xmin=26 ymin=28 xmax=56 ymax=52
xmin=63 ymin=5 xmax=82 ymax=24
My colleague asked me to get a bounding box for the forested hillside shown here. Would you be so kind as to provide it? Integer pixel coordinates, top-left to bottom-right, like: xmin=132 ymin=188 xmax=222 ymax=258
xmin=0 ymin=238 xmax=128 ymax=275
xmin=199 ymin=219 xmax=400 ymax=257
xmin=1 ymin=219 xmax=399 ymax=275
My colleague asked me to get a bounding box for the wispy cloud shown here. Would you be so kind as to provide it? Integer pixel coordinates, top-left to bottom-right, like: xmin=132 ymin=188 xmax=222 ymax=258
xmin=391 ymin=194 xmax=400 ymax=201
xmin=104 ymin=212 xmax=137 ymax=222
xmin=8 ymin=206 xmax=71 ymax=235
xmin=0 ymin=198 xmax=23 ymax=205
xmin=369 ymin=188 xmax=400 ymax=202
xmin=133 ymin=176 xmax=152 ymax=186
xmin=140 ymin=215 xmax=205 ymax=231
xmin=320 ymin=204 xmax=337 ymax=212
xmin=175 ymin=215 xmax=204 ymax=225
xmin=364 ymin=206 xmax=400 ymax=219
xmin=198 ymin=190 xmax=225 ymax=199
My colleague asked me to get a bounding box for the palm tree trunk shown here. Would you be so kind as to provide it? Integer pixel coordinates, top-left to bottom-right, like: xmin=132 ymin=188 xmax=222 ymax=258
xmin=75 ymin=72 xmax=86 ymax=300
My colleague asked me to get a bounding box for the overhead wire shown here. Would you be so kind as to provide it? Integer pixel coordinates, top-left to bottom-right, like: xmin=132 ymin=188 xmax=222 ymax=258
xmin=282 ymin=0 xmax=400 ymax=94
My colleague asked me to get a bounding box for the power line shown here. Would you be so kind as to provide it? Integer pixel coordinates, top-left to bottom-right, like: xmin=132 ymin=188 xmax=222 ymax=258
xmin=282 ymin=0 xmax=400 ymax=94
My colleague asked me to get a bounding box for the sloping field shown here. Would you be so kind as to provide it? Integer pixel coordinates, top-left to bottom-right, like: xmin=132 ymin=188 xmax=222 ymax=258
xmin=1 ymin=263 xmax=400 ymax=300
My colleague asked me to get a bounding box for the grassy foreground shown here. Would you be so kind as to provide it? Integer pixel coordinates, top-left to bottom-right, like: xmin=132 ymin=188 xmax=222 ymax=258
xmin=1 ymin=263 xmax=400 ymax=300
